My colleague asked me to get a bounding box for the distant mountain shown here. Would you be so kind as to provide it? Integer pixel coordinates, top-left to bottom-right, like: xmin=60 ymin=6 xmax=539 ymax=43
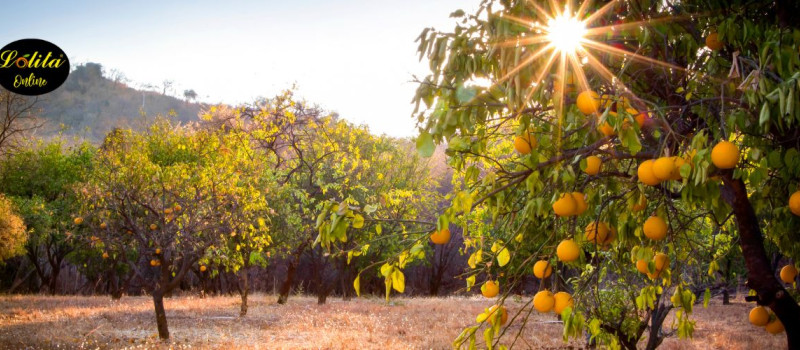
xmin=33 ymin=63 xmax=205 ymax=141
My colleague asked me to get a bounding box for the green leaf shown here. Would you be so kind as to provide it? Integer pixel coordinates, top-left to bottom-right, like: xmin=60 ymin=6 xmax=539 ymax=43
xmin=416 ymin=131 xmax=435 ymax=157
xmin=456 ymin=84 xmax=477 ymax=103
xmin=497 ymin=248 xmax=510 ymax=267
xmin=703 ymin=288 xmax=710 ymax=308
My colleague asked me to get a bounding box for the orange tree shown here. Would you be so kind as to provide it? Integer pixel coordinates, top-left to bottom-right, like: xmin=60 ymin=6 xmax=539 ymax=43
xmin=78 ymin=120 xmax=262 ymax=339
xmin=412 ymin=0 xmax=800 ymax=348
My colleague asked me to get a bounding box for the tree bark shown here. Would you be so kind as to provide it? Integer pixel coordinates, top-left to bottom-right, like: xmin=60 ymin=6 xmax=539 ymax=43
xmin=644 ymin=303 xmax=671 ymax=350
xmin=277 ymin=260 xmax=296 ymax=304
xmin=722 ymin=174 xmax=800 ymax=349
xmin=239 ymin=268 xmax=249 ymax=317
xmin=152 ymin=290 xmax=169 ymax=340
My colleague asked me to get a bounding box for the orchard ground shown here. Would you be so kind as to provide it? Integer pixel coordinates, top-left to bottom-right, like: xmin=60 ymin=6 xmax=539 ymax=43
xmin=0 ymin=294 xmax=785 ymax=349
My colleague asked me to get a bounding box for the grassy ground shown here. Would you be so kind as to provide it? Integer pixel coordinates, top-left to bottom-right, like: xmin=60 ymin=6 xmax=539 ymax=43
xmin=0 ymin=293 xmax=786 ymax=349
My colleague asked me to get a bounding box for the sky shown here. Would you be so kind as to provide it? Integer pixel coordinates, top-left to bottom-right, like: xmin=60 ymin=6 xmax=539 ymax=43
xmin=1 ymin=0 xmax=478 ymax=137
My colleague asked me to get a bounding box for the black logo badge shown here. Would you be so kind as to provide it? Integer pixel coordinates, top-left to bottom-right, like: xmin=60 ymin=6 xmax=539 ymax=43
xmin=0 ymin=39 xmax=69 ymax=96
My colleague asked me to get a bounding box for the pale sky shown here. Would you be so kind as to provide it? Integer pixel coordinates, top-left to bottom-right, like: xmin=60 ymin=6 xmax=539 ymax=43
xmin=1 ymin=0 xmax=477 ymax=137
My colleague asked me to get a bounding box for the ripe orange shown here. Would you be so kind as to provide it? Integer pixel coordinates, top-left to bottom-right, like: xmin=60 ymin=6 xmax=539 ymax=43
xmin=585 ymin=221 xmax=610 ymax=244
xmin=102 ymin=252 xmax=109 ymax=259
xmin=628 ymin=108 xmax=647 ymax=127
xmin=553 ymin=292 xmax=573 ymax=314
xmin=99 ymin=222 xmax=107 ymax=230
xmin=788 ymin=191 xmax=800 ymax=216
xmin=150 ymin=224 xmax=158 ymax=231
xmin=636 ymin=259 xmax=649 ymax=274
xmin=74 ymin=217 xmax=84 ymax=225
xmin=481 ymin=280 xmax=500 ymax=298
xmin=533 ymin=260 xmax=552 ymax=279
xmin=164 ymin=208 xmax=173 ymax=215
xmin=711 ymin=141 xmax=739 ymax=169
xmin=553 ymin=193 xmax=577 ymax=217
xmin=430 ymin=228 xmax=451 ymax=245
xmin=705 ymin=32 xmax=723 ymax=51
xmin=533 ymin=290 xmax=555 ymax=312
xmin=749 ymin=306 xmax=770 ymax=327
xmin=577 ymin=91 xmax=601 ymax=115
xmin=514 ymin=133 xmax=538 ymax=155
xmin=599 ymin=120 xmax=616 ymax=137
xmin=637 ymin=160 xmax=661 ymax=186
xmin=766 ymin=319 xmax=785 ymax=334
xmin=780 ymin=265 xmax=797 ymax=284
xmin=150 ymin=259 xmax=158 ymax=267
xmin=200 ymin=265 xmax=207 ymax=272
xmin=571 ymin=192 xmax=588 ymax=215
xmin=557 ymin=239 xmax=580 ymax=262
xmin=155 ymin=248 xmax=162 ymax=255
xmin=602 ymin=227 xmax=617 ymax=247
xmin=584 ymin=156 xmax=602 ymax=175
xmin=174 ymin=204 xmax=182 ymax=212
xmin=671 ymin=157 xmax=686 ymax=180
xmin=643 ymin=216 xmax=668 ymax=241
xmin=652 ymin=157 xmax=676 ymax=181
xmin=487 ymin=305 xmax=508 ymax=325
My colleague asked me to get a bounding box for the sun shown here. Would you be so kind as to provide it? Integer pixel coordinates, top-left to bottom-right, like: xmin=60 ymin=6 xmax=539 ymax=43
xmin=545 ymin=13 xmax=587 ymax=54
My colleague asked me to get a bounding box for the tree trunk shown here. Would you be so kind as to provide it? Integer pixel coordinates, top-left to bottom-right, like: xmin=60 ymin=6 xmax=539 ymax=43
xmin=48 ymin=263 xmax=61 ymax=295
xmin=722 ymin=175 xmax=800 ymax=349
xmin=239 ymin=268 xmax=249 ymax=317
xmin=317 ymin=287 xmax=329 ymax=305
xmin=152 ymin=289 xmax=170 ymax=339
xmin=644 ymin=303 xmax=671 ymax=350
xmin=277 ymin=260 xmax=296 ymax=304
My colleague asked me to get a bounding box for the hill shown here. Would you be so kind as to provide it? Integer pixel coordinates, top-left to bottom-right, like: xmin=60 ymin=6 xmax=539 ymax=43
xmin=33 ymin=63 xmax=205 ymax=141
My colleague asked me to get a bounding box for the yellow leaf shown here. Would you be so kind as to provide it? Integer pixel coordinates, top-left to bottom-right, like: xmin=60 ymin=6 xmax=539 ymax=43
xmin=466 ymin=275 xmax=476 ymax=291
xmin=391 ymin=270 xmax=405 ymax=293
xmin=352 ymin=214 xmax=364 ymax=228
xmin=497 ymin=248 xmax=510 ymax=267
xmin=353 ymin=275 xmax=361 ymax=297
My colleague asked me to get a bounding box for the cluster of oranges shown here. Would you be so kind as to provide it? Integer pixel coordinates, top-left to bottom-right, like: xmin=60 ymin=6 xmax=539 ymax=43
xmin=749 ymin=306 xmax=785 ymax=334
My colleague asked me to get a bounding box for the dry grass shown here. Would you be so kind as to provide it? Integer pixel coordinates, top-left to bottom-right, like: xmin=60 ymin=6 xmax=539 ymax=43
xmin=0 ymin=294 xmax=786 ymax=349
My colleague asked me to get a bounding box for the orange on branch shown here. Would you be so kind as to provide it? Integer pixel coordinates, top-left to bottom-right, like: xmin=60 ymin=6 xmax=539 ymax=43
xmin=766 ymin=319 xmax=785 ymax=334
xmin=643 ymin=216 xmax=668 ymax=241
xmin=200 ymin=265 xmax=207 ymax=272
xmin=533 ymin=290 xmax=555 ymax=313
xmin=481 ymin=280 xmax=500 ymax=298
xmin=584 ymin=156 xmax=602 ymax=175
xmin=571 ymin=192 xmax=588 ymax=215
xmin=487 ymin=305 xmax=508 ymax=325
xmin=553 ymin=292 xmax=573 ymax=314
xmin=74 ymin=217 xmax=84 ymax=225
xmin=553 ymin=193 xmax=577 ymax=217
xmin=637 ymin=160 xmax=661 ymax=186
xmin=557 ymin=239 xmax=580 ymax=262
xmin=636 ymin=259 xmax=649 ymax=274
xmin=711 ymin=141 xmax=739 ymax=169
xmin=533 ymin=260 xmax=552 ymax=279
xmin=780 ymin=265 xmax=797 ymax=284
xmin=652 ymin=157 xmax=676 ymax=181
xmin=430 ymin=228 xmax=451 ymax=245
xmin=706 ymin=32 xmax=724 ymax=51
xmin=788 ymin=191 xmax=800 ymax=216
xmin=576 ymin=91 xmax=601 ymax=115
xmin=585 ymin=221 xmax=610 ymax=244
xmin=749 ymin=306 xmax=770 ymax=327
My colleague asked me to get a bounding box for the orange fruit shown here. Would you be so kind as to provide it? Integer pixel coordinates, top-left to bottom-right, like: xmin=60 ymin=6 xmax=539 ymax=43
xmin=430 ymin=228 xmax=451 ymax=245
xmin=652 ymin=157 xmax=676 ymax=181
xmin=74 ymin=217 xmax=84 ymax=225
xmin=481 ymin=280 xmax=500 ymax=298
xmin=584 ymin=156 xmax=602 ymax=175
xmin=487 ymin=305 xmax=508 ymax=325
xmin=711 ymin=141 xmax=739 ymax=169
xmin=174 ymin=204 xmax=182 ymax=212
xmin=585 ymin=221 xmax=610 ymax=244
xmin=571 ymin=192 xmax=588 ymax=215
xmin=627 ymin=108 xmax=647 ymax=127
xmin=749 ymin=306 xmax=770 ymax=327
xmin=150 ymin=259 xmax=158 ymax=267
xmin=99 ymin=222 xmax=107 ymax=230
xmin=637 ymin=160 xmax=661 ymax=186
xmin=102 ymin=252 xmax=109 ymax=259
xmin=636 ymin=259 xmax=649 ymax=274
xmin=706 ymin=32 xmax=723 ymax=51
xmin=577 ymin=91 xmax=601 ymax=115
xmin=164 ymin=208 xmax=173 ymax=215
xmin=766 ymin=319 xmax=785 ymax=334
xmin=557 ymin=239 xmax=580 ymax=262
xmin=514 ymin=132 xmax=538 ymax=155
xmin=155 ymin=248 xmax=162 ymax=255
xmin=643 ymin=216 xmax=668 ymax=241
xmin=150 ymin=224 xmax=158 ymax=231
xmin=553 ymin=292 xmax=573 ymax=314
xmin=602 ymin=227 xmax=617 ymax=246
xmin=533 ymin=260 xmax=552 ymax=279
xmin=533 ymin=290 xmax=555 ymax=312
xmin=780 ymin=265 xmax=797 ymax=284
xmin=553 ymin=193 xmax=577 ymax=217
xmin=599 ymin=120 xmax=616 ymax=137
xmin=789 ymin=191 xmax=800 ymax=216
